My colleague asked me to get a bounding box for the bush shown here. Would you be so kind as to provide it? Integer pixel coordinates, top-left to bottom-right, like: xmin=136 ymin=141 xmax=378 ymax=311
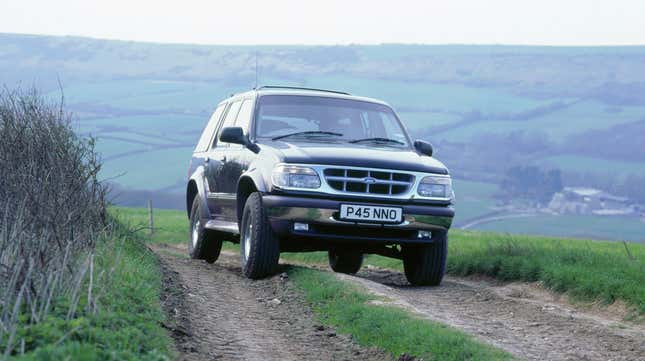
xmin=0 ymin=87 xmax=108 ymax=356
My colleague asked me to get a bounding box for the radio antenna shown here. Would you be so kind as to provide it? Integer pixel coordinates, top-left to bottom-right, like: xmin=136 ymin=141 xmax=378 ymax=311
xmin=254 ymin=50 xmax=258 ymax=89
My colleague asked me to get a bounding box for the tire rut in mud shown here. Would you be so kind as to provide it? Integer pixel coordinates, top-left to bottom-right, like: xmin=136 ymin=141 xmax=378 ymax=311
xmin=154 ymin=246 xmax=389 ymax=361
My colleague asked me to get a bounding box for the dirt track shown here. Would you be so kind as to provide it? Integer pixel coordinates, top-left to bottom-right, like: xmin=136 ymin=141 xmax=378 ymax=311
xmin=154 ymin=244 xmax=645 ymax=361
xmin=154 ymin=245 xmax=389 ymax=361
xmin=346 ymin=268 xmax=645 ymax=361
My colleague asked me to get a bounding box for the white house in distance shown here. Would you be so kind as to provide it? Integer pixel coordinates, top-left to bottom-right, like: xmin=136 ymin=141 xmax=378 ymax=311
xmin=548 ymin=187 xmax=640 ymax=216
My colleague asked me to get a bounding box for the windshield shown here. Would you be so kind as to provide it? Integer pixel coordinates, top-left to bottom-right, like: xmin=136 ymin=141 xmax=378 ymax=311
xmin=254 ymin=95 xmax=410 ymax=147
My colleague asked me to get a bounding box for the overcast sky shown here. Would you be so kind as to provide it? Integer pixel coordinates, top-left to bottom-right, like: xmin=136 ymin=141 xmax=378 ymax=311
xmin=1 ymin=0 xmax=644 ymax=45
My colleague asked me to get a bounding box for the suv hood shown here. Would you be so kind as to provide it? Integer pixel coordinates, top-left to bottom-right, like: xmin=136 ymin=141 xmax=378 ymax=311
xmin=261 ymin=140 xmax=449 ymax=175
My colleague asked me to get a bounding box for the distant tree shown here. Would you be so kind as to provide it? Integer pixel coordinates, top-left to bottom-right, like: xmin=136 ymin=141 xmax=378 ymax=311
xmin=617 ymin=175 xmax=645 ymax=204
xmin=499 ymin=166 xmax=563 ymax=204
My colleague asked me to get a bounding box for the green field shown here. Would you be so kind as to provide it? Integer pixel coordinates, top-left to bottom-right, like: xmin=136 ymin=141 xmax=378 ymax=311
xmin=300 ymin=75 xmax=555 ymax=114
xmin=119 ymin=206 xmax=645 ymax=318
xmin=473 ymin=214 xmax=645 ymax=243
xmin=452 ymin=179 xmax=498 ymax=225
xmin=538 ymin=155 xmax=645 ymax=179
xmin=49 ymin=79 xmax=237 ymax=113
xmin=435 ymin=100 xmax=645 ymax=143
xmin=100 ymin=146 xmax=193 ymax=190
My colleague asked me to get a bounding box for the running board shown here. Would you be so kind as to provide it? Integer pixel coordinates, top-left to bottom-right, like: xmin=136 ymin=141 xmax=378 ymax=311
xmin=204 ymin=220 xmax=239 ymax=234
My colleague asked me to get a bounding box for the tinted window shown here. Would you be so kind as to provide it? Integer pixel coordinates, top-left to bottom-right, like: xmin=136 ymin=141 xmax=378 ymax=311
xmin=235 ymin=99 xmax=254 ymax=134
xmin=255 ymin=95 xmax=409 ymax=146
xmin=214 ymin=100 xmax=242 ymax=148
xmin=195 ymin=104 xmax=225 ymax=152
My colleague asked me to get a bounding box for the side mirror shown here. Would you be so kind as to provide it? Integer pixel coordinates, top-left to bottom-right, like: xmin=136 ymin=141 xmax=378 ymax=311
xmin=219 ymin=127 xmax=246 ymax=145
xmin=414 ymin=140 xmax=433 ymax=157
xmin=219 ymin=127 xmax=260 ymax=153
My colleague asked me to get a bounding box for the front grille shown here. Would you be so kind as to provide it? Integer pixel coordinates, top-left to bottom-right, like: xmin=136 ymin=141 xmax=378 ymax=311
xmin=323 ymin=168 xmax=414 ymax=195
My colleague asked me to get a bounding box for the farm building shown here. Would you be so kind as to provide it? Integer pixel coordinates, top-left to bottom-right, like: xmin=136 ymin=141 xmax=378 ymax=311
xmin=548 ymin=187 xmax=639 ymax=216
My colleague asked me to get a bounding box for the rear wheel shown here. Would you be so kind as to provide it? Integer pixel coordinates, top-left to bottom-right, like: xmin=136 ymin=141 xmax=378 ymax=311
xmin=328 ymin=249 xmax=363 ymax=274
xmin=402 ymin=231 xmax=447 ymax=286
xmin=188 ymin=197 xmax=222 ymax=264
xmin=239 ymin=192 xmax=280 ymax=279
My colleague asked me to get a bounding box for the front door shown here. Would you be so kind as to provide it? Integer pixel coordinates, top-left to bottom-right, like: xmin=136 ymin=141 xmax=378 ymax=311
xmin=205 ymin=99 xmax=242 ymax=221
xmin=218 ymin=98 xmax=255 ymax=221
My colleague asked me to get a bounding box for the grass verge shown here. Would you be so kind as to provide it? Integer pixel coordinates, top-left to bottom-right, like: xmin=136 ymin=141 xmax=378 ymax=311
xmin=119 ymin=206 xmax=645 ymax=317
xmin=5 ymin=225 xmax=172 ymax=360
xmin=289 ymin=266 xmax=513 ymax=360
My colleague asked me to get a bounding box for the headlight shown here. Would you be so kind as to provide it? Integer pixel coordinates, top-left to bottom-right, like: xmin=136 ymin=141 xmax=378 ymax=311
xmin=272 ymin=165 xmax=321 ymax=189
xmin=417 ymin=176 xmax=452 ymax=199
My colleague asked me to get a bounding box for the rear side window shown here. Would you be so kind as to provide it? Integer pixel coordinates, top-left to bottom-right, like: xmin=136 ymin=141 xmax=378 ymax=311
xmin=214 ymin=100 xmax=242 ymax=148
xmin=194 ymin=104 xmax=225 ymax=152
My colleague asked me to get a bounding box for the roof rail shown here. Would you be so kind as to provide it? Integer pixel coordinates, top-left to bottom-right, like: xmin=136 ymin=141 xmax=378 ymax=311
xmin=257 ymin=85 xmax=350 ymax=95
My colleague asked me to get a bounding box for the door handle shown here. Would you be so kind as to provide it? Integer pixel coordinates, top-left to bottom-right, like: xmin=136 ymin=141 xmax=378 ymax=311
xmin=204 ymin=156 xmax=210 ymax=163
xmin=220 ymin=156 xmax=227 ymax=162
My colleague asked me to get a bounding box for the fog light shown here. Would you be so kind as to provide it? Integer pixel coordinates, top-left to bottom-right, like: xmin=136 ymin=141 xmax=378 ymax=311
xmin=417 ymin=230 xmax=432 ymax=239
xmin=294 ymin=222 xmax=309 ymax=231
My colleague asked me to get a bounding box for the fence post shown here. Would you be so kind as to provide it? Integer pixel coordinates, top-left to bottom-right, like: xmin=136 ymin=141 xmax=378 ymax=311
xmin=148 ymin=200 xmax=154 ymax=236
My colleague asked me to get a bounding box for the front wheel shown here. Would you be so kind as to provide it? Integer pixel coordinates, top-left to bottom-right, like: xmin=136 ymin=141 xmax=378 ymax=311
xmin=239 ymin=192 xmax=280 ymax=279
xmin=188 ymin=197 xmax=222 ymax=264
xmin=402 ymin=231 xmax=448 ymax=286
xmin=328 ymin=250 xmax=363 ymax=274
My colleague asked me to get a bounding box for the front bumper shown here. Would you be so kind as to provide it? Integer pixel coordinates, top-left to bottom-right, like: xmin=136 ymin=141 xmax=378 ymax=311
xmin=263 ymin=194 xmax=454 ymax=247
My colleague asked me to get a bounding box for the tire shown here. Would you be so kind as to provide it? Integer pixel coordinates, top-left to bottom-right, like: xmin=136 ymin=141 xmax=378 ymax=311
xmin=188 ymin=197 xmax=222 ymax=264
xmin=328 ymin=249 xmax=363 ymax=274
xmin=239 ymin=192 xmax=280 ymax=279
xmin=402 ymin=231 xmax=448 ymax=286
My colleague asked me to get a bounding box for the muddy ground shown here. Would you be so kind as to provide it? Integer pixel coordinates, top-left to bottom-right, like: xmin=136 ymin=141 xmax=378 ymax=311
xmin=154 ymin=244 xmax=645 ymax=361
xmin=154 ymin=245 xmax=389 ymax=361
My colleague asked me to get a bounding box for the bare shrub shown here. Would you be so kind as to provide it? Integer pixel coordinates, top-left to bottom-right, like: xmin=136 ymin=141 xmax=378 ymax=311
xmin=0 ymin=87 xmax=108 ymax=355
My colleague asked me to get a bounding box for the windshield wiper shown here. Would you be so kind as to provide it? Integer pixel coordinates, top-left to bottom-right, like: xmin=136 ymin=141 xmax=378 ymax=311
xmin=349 ymin=137 xmax=405 ymax=145
xmin=272 ymin=131 xmax=343 ymax=141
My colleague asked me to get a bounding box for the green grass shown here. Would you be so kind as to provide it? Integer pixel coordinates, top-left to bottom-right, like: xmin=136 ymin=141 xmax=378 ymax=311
xmin=289 ymin=266 xmax=513 ymax=361
xmin=115 ymin=207 xmax=189 ymax=244
xmin=6 ymin=223 xmax=172 ymax=360
xmin=121 ymin=206 xmax=645 ymax=317
xmin=447 ymin=231 xmax=645 ymax=316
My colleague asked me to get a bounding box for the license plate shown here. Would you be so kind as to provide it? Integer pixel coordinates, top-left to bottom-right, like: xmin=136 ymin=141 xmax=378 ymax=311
xmin=339 ymin=204 xmax=403 ymax=223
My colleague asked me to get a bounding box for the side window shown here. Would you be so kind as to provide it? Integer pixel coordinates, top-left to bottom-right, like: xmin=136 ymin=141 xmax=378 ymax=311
xmin=194 ymin=104 xmax=225 ymax=152
xmin=214 ymin=100 xmax=242 ymax=148
xmin=229 ymin=99 xmax=254 ymax=149
xmin=235 ymin=99 xmax=254 ymax=134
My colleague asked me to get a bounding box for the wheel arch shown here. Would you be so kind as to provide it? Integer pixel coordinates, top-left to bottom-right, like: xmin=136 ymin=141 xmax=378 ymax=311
xmin=186 ymin=166 xmax=210 ymax=220
xmin=236 ymin=176 xmax=258 ymax=224
xmin=186 ymin=180 xmax=198 ymax=218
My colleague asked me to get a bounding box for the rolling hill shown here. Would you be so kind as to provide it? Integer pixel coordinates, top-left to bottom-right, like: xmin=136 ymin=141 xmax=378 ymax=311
xmin=1 ymin=33 xmax=643 ymax=241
